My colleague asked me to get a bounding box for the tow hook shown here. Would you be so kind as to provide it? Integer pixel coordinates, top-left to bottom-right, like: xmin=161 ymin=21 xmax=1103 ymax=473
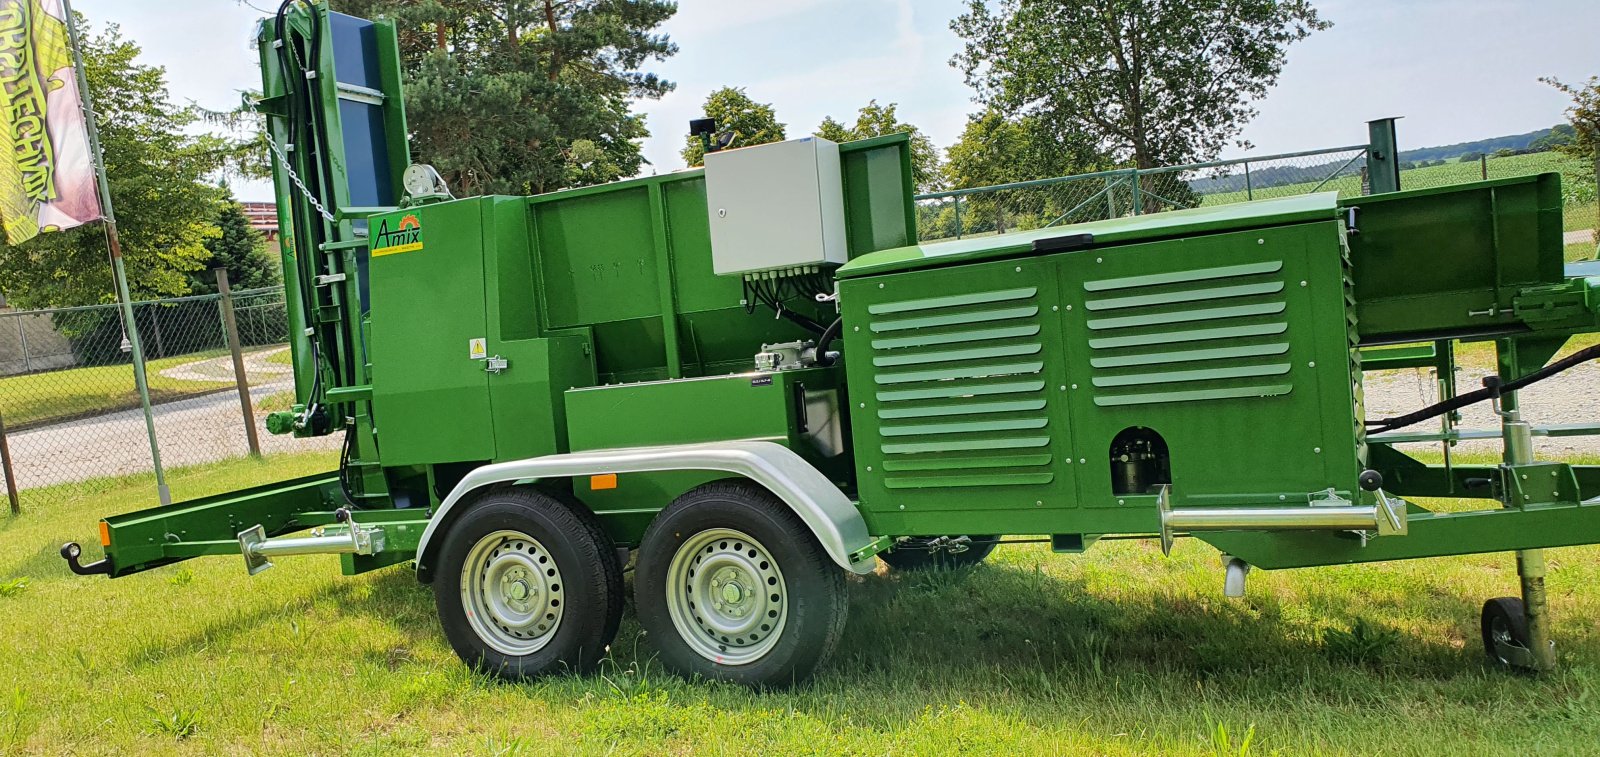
xmin=59 ymin=542 xmax=111 ymax=576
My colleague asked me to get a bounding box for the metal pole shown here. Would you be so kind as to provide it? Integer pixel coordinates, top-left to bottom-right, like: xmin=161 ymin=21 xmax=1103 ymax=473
xmin=217 ymin=270 xmax=262 ymax=457
xmin=1481 ymin=155 xmax=1488 ymax=181
xmin=953 ymin=196 xmax=963 ymax=240
xmin=0 ymin=409 xmax=18 ymax=515
xmin=1497 ymin=338 xmax=1557 ymax=671
xmin=1244 ymin=162 xmax=1253 ymax=201
xmin=16 ymin=316 xmax=28 ymax=373
xmin=1130 ymin=171 xmax=1143 ymax=215
xmin=63 ymin=0 xmax=169 ymax=504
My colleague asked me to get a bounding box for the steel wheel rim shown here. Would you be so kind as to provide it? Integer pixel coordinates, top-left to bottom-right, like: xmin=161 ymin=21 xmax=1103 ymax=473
xmin=1489 ymin=615 xmax=1525 ymax=664
xmin=666 ymin=528 xmax=787 ymax=665
xmin=461 ymin=530 xmax=564 ymax=656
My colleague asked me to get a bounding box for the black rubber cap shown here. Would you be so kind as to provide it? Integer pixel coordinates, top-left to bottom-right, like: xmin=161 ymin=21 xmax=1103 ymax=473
xmin=1358 ymin=469 xmax=1384 ymax=492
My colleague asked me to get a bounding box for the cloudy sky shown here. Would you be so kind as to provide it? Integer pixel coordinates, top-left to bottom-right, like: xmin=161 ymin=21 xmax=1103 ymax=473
xmin=75 ymin=0 xmax=1600 ymax=202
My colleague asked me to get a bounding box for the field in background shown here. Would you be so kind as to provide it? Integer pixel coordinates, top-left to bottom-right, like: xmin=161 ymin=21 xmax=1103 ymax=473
xmin=1 ymin=452 xmax=1597 ymax=754
xmin=1201 ymin=151 xmax=1598 ymax=233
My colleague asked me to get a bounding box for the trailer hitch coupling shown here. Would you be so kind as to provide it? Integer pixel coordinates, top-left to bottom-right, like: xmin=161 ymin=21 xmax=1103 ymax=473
xmin=239 ymin=508 xmax=385 ymax=576
xmin=1157 ymin=484 xmax=1408 ymax=556
xmin=59 ymin=542 xmax=112 ymax=577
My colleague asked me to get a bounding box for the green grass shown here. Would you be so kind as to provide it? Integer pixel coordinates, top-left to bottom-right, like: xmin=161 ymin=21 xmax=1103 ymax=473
xmin=264 ymin=348 xmax=293 ymax=367
xmin=3 ymin=452 xmax=1600 ymax=754
xmin=0 ymin=351 xmax=236 ymax=429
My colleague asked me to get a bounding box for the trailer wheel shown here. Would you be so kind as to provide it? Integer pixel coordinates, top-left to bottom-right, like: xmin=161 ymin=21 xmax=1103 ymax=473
xmin=879 ymin=536 xmax=998 ymax=571
xmin=635 ymin=482 xmax=847 ymax=688
xmin=434 ymin=488 xmax=623 ymax=680
xmin=1481 ymin=597 xmax=1536 ymax=672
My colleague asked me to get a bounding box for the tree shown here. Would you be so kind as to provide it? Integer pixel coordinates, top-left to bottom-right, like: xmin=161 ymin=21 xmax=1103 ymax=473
xmin=681 ymin=87 xmax=785 ymax=167
xmin=331 ymin=0 xmax=677 ymax=196
xmin=191 ymin=193 xmax=278 ymax=294
xmin=1542 ymin=77 xmax=1600 ymax=161
xmin=1543 ymin=77 xmax=1600 ymax=247
xmin=813 ymin=100 xmax=941 ymax=192
xmin=952 ymin=0 xmax=1330 ymax=171
xmin=0 ymin=21 xmax=225 ymax=309
xmin=930 ymin=108 xmax=1118 ymax=236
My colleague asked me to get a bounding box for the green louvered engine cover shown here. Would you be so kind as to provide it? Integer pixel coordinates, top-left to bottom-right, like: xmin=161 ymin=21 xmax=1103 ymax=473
xmin=839 ymin=221 xmax=1366 ymax=535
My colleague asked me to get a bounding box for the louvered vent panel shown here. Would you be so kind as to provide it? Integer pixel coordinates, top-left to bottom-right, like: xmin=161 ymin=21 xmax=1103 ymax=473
xmin=1083 ymin=261 xmax=1294 ymax=407
xmin=868 ymin=287 xmax=1054 ymax=490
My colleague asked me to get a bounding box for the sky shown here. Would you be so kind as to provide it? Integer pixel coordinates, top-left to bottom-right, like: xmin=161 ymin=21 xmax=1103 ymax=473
xmin=73 ymin=0 xmax=1600 ymax=202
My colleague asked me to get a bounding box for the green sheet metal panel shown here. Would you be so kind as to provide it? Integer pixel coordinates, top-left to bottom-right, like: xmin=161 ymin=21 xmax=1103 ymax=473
xmin=1341 ymin=173 xmax=1564 ymax=343
xmin=534 ymin=186 xmax=662 ymax=328
xmin=840 ymin=218 xmax=1364 ymax=534
xmin=838 ymin=192 xmax=1342 ymax=279
xmin=838 ymin=133 xmax=918 ymax=257
xmin=563 ymin=370 xmax=845 ymax=543
xmin=839 ymin=256 xmax=1079 ymax=533
xmin=1057 ymin=222 xmax=1363 ymax=510
xmin=369 ymin=198 xmax=497 ymax=465
xmin=480 ymin=196 xmax=598 ymax=461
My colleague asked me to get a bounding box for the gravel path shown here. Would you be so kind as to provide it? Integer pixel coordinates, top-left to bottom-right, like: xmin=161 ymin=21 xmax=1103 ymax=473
xmin=1365 ymin=362 xmax=1600 ymax=457
xmin=1565 ymin=229 xmax=1595 ymax=246
xmin=7 ymin=348 xmax=338 ymax=493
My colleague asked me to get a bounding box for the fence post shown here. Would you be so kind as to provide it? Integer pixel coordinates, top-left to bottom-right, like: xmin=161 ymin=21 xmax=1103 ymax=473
xmin=1366 ymin=117 xmax=1402 ymax=193
xmin=1481 ymin=155 xmax=1488 ymax=181
xmin=1130 ymin=170 xmax=1144 ymax=215
xmin=0 ymin=409 xmax=18 ymax=515
xmin=216 ymin=270 xmax=262 ymax=457
xmin=16 ymin=316 xmax=28 ymax=373
xmin=953 ymin=196 xmax=963 ymax=240
xmin=1244 ymin=161 xmax=1254 ymax=201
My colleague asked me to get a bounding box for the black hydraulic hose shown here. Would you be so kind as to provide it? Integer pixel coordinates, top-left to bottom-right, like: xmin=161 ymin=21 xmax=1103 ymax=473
xmin=1365 ymin=343 xmax=1600 ymax=433
xmin=815 ymin=316 xmax=843 ymax=366
xmin=776 ymin=305 xmax=827 ymax=335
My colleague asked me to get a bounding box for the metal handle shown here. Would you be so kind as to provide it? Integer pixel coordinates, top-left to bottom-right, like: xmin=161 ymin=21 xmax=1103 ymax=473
xmin=485 ymin=356 xmax=508 ymax=374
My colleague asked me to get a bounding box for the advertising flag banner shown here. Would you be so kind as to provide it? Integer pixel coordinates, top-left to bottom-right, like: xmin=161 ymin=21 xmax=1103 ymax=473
xmin=0 ymin=0 xmax=100 ymax=245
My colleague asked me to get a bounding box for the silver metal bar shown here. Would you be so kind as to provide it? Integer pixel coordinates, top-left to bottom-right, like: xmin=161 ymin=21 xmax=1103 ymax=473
xmin=238 ymin=516 xmax=384 ymax=575
xmin=1156 ymin=484 xmax=1405 ymax=556
xmin=335 ymin=81 xmax=385 ymax=106
xmin=1166 ymin=505 xmax=1381 ymax=531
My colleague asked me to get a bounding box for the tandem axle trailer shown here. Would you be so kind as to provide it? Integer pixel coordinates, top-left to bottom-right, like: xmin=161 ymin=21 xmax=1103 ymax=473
xmin=61 ymin=1 xmax=1600 ymax=685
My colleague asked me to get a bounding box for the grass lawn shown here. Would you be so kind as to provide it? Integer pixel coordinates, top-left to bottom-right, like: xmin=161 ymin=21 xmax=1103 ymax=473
xmin=2 ymin=451 xmax=1599 ymax=754
xmin=0 ymin=351 xmax=237 ymax=430
xmin=264 ymin=348 xmax=294 ymax=367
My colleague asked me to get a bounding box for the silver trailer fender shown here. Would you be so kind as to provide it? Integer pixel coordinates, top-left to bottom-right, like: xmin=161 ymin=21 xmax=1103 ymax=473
xmin=413 ymin=440 xmax=879 ymax=576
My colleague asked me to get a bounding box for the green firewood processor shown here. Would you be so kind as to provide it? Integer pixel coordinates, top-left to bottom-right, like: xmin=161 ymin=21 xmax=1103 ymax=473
xmin=60 ymin=2 xmax=1600 ymax=685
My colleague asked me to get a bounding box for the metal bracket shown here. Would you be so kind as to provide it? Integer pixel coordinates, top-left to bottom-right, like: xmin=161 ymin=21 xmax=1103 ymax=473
xmin=484 ymin=356 xmax=509 ymax=374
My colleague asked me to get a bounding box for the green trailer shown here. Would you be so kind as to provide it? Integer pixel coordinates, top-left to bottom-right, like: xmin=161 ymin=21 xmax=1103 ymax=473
xmin=60 ymin=1 xmax=1600 ymax=685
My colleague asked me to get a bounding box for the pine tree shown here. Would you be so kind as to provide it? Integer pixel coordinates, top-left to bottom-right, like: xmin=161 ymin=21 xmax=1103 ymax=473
xmin=193 ymin=195 xmax=277 ymax=293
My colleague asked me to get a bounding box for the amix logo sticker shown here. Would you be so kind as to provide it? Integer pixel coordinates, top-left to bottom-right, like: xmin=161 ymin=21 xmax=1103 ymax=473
xmin=372 ymin=213 xmax=424 ymax=256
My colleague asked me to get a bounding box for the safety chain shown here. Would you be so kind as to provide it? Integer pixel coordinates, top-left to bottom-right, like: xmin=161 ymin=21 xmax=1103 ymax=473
xmin=268 ymin=137 xmax=336 ymax=224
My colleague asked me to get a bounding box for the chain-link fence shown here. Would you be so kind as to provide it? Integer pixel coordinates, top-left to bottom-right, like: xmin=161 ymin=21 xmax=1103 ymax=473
xmin=0 ymin=286 xmax=337 ymax=513
xmin=917 ymin=147 xmax=1600 ymax=248
xmin=917 ymin=145 xmax=1372 ymax=242
xmin=1397 ymin=150 xmax=1598 ymax=257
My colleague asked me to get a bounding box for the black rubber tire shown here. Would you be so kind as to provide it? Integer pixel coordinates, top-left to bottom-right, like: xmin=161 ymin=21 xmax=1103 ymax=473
xmin=1481 ymin=596 xmax=1534 ymax=670
xmin=434 ymin=487 xmax=624 ymax=680
xmin=879 ymin=536 xmax=999 ymax=571
xmin=635 ymin=481 xmax=847 ymax=689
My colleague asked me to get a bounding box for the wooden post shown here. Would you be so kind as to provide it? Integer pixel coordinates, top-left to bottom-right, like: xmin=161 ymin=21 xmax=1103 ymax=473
xmin=217 ymin=269 xmax=262 ymax=457
xmin=0 ymin=409 xmax=19 ymax=515
xmin=1481 ymin=154 xmax=1488 ymax=181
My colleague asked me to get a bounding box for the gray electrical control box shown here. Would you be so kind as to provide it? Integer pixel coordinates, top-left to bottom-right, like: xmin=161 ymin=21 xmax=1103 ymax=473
xmin=705 ymin=137 xmax=848 ymax=276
